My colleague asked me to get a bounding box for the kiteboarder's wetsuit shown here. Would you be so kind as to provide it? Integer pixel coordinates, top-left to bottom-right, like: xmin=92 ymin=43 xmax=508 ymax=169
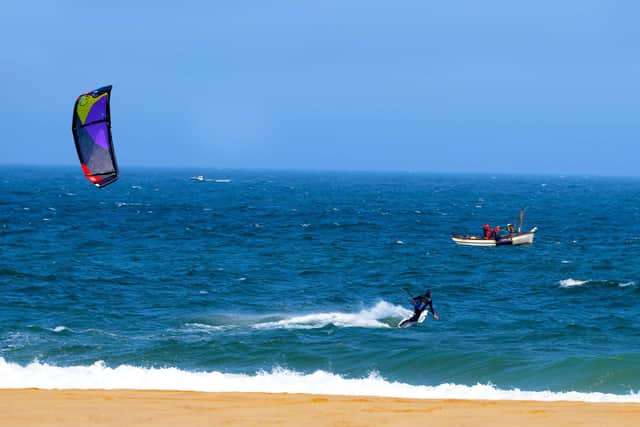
xmin=408 ymin=291 xmax=436 ymax=322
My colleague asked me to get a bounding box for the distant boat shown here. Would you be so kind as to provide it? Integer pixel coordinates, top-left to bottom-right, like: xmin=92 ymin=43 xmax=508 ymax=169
xmin=452 ymin=210 xmax=537 ymax=247
xmin=452 ymin=227 xmax=538 ymax=247
xmin=190 ymin=175 xmax=205 ymax=181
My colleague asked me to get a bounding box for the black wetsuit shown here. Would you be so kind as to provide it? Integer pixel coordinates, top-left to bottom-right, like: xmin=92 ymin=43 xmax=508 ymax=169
xmin=409 ymin=294 xmax=435 ymax=322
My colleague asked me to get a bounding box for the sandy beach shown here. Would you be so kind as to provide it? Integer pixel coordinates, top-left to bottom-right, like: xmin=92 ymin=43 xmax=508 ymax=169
xmin=0 ymin=389 xmax=639 ymax=427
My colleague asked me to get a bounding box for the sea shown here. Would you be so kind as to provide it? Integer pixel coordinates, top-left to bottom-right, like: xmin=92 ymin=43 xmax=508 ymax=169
xmin=2 ymin=165 xmax=640 ymax=402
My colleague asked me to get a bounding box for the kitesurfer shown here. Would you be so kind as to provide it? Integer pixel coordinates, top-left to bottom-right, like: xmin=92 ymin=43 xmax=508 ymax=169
xmin=408 ymin=289 xmax=439 ymax=322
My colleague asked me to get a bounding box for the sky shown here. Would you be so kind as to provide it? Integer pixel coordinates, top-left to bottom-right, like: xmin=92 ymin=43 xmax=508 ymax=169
xmin=1 ymin=1 xmax=639 ymax=175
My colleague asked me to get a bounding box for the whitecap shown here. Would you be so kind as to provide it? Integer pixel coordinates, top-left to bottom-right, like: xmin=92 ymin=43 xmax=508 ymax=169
xmin=559 ymin=278 xmax=589 ymax=288
xmin=1 ymin=358 xmax=638 ymax=402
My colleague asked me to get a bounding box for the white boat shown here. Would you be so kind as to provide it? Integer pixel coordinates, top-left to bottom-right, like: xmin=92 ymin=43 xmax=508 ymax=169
xmin=190 ymin=175 xmax=205 ymax=181
xmin=452 ymin=227 xmax=538 ymax=247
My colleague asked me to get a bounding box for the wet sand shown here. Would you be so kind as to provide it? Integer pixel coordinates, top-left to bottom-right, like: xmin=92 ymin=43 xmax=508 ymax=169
xmin=1 ymin=389 xmax=639 ymax=426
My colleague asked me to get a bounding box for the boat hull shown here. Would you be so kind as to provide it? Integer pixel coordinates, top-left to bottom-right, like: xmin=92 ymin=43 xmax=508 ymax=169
xmin=451 ymin=229 xmax=536 ymax=247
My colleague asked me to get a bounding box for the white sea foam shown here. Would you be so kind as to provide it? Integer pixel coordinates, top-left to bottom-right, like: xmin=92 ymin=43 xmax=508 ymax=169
xmin=559 ymin=278 xmax=589 ymax=288
xmin=183 ymin=323 xmax=228 ymax=332
xmin=0 ymin=358 xmax=637 ymax=402
xmin=254 ymin=301 xmax=411 ymax=330
xmin=559 ymin=279 xmax=635 ymax=288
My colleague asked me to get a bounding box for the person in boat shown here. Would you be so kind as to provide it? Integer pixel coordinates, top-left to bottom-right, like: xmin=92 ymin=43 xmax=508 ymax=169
xmin=483 ymin=224 xmax=493 ymax=240
xmin=407 ymin=289 xmax=439 ymax=322
xmin=492 ymin=225 xmax=502 ymax=241
xmin=507 ymin=223 xmax=515 ymax=235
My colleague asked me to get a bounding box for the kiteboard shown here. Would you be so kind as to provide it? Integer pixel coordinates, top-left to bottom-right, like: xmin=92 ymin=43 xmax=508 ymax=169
xmin=397 ymin=310 xmax=428 ymax=328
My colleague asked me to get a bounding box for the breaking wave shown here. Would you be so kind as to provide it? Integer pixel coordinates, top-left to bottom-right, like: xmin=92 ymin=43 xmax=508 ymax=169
xmin=0 ymin=358 xmax=638 ymax=402
xmin=559 ymin=278 xmax=590 ymax=288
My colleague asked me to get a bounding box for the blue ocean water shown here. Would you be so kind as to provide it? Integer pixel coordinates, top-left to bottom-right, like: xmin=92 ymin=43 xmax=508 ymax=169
xmin=1 ymin=166 xmax=640 ymax=400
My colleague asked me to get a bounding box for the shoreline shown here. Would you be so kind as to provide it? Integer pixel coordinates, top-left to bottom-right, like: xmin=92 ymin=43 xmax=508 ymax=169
xmin=1 ymin=389 xmax=639 ymax=427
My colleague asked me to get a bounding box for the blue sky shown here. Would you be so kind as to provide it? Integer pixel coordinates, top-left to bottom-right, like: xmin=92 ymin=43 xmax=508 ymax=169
xmin=1 ymin=1 xmax=639 ymax=175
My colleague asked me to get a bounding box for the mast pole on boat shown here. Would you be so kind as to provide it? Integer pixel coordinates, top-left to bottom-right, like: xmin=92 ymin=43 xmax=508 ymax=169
xmin=518 ymin=210 xmax=524 ymax=233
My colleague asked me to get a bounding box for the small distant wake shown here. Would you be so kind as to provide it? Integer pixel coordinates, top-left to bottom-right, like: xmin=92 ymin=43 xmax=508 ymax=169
xmin=254 ymin=301 xmax=411 ymax=330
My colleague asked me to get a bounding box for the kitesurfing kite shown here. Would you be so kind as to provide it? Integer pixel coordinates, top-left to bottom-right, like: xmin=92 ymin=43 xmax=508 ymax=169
xmin=71 ymin=85 xmax=118 ymax=188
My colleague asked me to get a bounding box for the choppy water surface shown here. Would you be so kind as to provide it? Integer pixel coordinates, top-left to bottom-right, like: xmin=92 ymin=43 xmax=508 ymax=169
xmin=1 ymin=166 xmax=639 ymax=400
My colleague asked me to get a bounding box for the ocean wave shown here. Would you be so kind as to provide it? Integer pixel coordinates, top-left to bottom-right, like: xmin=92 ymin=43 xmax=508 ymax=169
xmin=253 ymin=301 xmax=411 ymax=330
xmin=183 ymin=323 xmax=229 ymax=332
xmin=559 ymin=278 xmax=590 ymax=288
xmin=559 ymin=279 xmax=636 ymax=288
xmin=0 ymin=358 xmax=637 ymax=402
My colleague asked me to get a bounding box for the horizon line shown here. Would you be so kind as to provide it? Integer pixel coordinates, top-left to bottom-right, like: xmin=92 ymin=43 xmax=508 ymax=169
xmin=1 ymin=162 xmax=639 ymax=179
